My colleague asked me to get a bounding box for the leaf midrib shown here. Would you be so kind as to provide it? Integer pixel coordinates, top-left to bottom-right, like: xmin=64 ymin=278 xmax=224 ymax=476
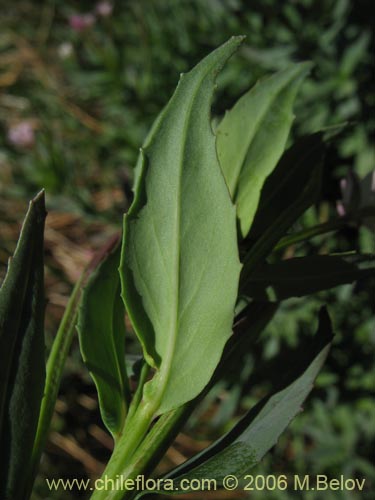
xmin=110 ymin=284 xmax=127 ymax=433
xmin=144 ymin=70 xmax=215 ymax=407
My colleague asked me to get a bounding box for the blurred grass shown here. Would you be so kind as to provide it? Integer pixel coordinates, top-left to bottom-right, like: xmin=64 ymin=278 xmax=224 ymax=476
xmin=0 ymin=1 xmax=374 ymax=499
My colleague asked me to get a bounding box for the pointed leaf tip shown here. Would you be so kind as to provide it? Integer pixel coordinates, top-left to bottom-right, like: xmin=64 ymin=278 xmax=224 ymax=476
xmin=217 ymin=62 xmax=311 ymax=237
xmin=121 ymin=38 xmax=242 ymax=416
xmin=0 ymin=192 xmax=46 ymax=499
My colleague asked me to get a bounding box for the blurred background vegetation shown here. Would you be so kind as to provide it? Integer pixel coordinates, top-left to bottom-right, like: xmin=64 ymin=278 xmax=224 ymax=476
xmin=0 ymin=1 xmax=374 ymax=499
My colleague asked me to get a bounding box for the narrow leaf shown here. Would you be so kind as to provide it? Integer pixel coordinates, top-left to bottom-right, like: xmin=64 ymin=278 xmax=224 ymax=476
xmin=159 ymin=308 xmax=333 ymax=492
xmin=29 ymin=234 xmax=121 ymax=493
xmin=241 ymin=134 xmax=325 ymax=285
xmin=120 ymin=37 xmax=243 ymax=416
xmin=216 ymin=64 xmax=311 ymax=237
xmin=275 ymin=207 xmax=375 ymax=251
xmin=78 ymin=242 xmax=129 ymax=439
xmin=243 ymin=254 xmax=375 ymax=300
xmin=0 ymin=191 xmax=46 ymax=500
xmin=247 ymin=134 xmax=324 ymax=242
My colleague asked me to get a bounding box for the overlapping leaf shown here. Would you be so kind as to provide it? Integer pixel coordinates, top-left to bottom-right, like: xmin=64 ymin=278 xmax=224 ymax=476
xmin=0 ymin=191 xmax=46 ymax=500
xmin=241 ymin=134 xmax=325 ymax=285
xmin=78 ymin=243 xmax=130 ymax=439
xmin=216 ymin=64 xmax=311 ymax=237
xmin=143 ymin=309 xmax=334 ymax=495
xmin=120 ymin=37 xmax=243 ymax=416
xmin=120 ymin=302 xmax=278 ymax=489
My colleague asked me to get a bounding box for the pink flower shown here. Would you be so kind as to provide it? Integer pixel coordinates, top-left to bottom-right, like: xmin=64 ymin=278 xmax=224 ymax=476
xmin=95 ymin=1 xmax=113 ymax=17
xmin=7 ymin=121 xmax=35 ymax=148
xmin=336 ymin=171 xmax=359 ymax=216
xmin=336 ymin=200 xmax=346 ymax=217
xmin=69 ymin=13 xmax=96 ymax=32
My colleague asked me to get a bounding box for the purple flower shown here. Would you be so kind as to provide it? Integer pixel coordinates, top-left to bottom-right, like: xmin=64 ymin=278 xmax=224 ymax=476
xmin=7 ymin=121 xmax=35 ymax=148
xmin=95 ymin=1 xmax=113 ymax=17
xmin=69 ymin=13 xmax=96 ymax=32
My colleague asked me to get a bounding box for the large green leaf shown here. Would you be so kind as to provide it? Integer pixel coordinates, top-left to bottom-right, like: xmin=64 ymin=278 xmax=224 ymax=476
xmin=243 ymin=253 xmax=375 ymax=300
xmin=147 ymin=308 xmax=333 ymax=495
xmin=216 ymin=64 xmax=310 ymax=238
xmin=240 ymin=134 xmax=325 ymax=285
xmin=78 ymin=243 xmax=130 ymax=439
xmin=120 ymin=37 xmax=243 ymax=416
xmin=0 ymin=191 xmax=46 ymax=500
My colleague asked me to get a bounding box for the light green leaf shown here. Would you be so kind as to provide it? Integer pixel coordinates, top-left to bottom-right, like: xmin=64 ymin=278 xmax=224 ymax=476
xmin=243 ymin=253 xmax=375 ymax=300
xmin=78 ymin=243 xmax=130 ymax=439
xmin=155 ymin=309 xmax=333 ymax=493
xmin=216 ymin=64 xmax=311 ymax=237
xmin=120 ymin=37 xmax=243 ymax=416
xmin=0 ymin=191 xmax=46 ymax=500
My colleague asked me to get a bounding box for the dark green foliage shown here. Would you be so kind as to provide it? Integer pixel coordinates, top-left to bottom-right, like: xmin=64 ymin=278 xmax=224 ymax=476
xmin=240 ymin=134 xmax=325 ymax=283
xmin=0 ymin=192 xmax=46 ymax=500
xmin=242 ymin=254 xmax=375 ymax=300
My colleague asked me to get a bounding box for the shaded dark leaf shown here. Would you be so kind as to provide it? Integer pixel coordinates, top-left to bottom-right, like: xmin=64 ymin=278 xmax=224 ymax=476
xmin=153 ymin=309 xmax=334 ymax=494
xmin=0 ymin=191 xmax=46 ymax=500
xmin=243 ymin=254 xmax=375 ymax=300
xmin=240 ymin=134 xmax=325 ymax=285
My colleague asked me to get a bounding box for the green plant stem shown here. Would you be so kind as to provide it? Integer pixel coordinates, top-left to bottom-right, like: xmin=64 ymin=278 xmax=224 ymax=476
xmin=28 ymin=235 xmax=120 ymax=498
xmin=90 ymin=355 xmax=212 ymax=500
xmin=125 ymin=362 xmax=150 ymax=426
xmin=90 ymin=303 xmax=277 ymax=500
xmin=116 ymin=404 xmax=196 ymax=500
xmin=90 ymin=402 xmax=156 ymax=500
xmin=275 ymin=216 xmax=348 ymax=251
xmin=275 ymin=207 xmax=375 ymax=252
xmin=90 ymin=393 xmax=201 ymax=500
xmin=27 ymin=273 xmax=85 ymax=495
xmin=241 ymin=207 xmax=374 ymax=287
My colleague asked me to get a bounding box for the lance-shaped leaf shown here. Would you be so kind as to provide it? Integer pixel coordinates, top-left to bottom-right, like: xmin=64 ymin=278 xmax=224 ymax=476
xmin=120 ymin=37 xmax=243 ymax=416
xmin=29 ymin=235 xmax=122 ymax=493
xmin=150 ymin=308 xmax=333 ymax=494
xmin=243 ymin=253 xmax=375 ymax=300
xmin=0 ymin=191 xmax=46 ymax=500
xmin=78 ymin=243 xmax=130 ymax=439
xmin=216 ymin=63 xmax=311 ymax=238
xmin=240 ymin=134 xmax=325 ymax=285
